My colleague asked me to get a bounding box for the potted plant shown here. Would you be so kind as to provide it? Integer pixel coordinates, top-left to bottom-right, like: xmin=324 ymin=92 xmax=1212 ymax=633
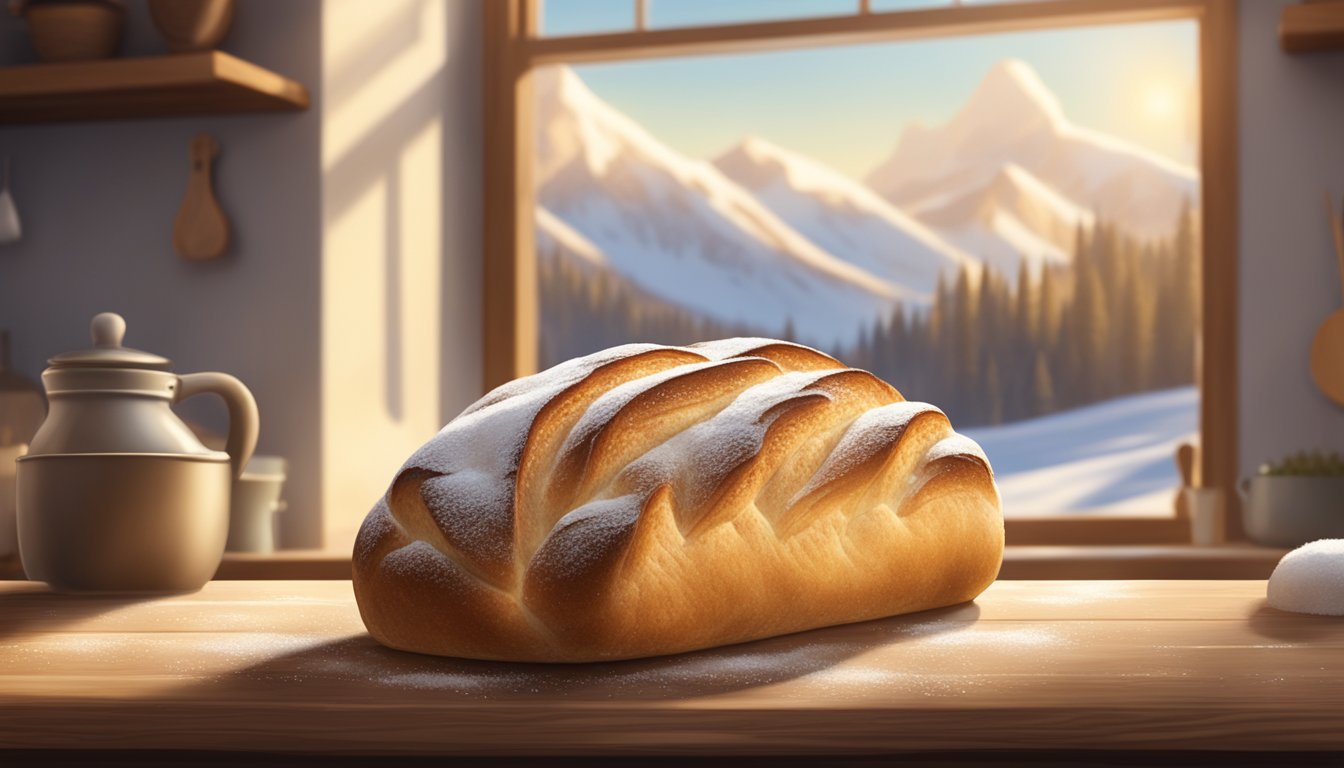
xmin=1241 ymin=450 xmax=1344 ymax=548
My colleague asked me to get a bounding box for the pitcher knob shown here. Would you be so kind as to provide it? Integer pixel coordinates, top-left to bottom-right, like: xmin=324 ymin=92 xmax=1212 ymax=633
xmin=91 ymin=313 xmax=126 ymax=348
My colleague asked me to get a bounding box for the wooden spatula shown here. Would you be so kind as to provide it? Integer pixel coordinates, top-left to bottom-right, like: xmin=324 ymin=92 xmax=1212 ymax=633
xmin=173 ymin=133 xmax=229 ymax=261
xmin=1310 ymin=192 xmax=1344 ymax=406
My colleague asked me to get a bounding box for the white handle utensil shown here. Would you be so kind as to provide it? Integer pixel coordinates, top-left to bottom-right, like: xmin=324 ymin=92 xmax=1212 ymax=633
xmin=0 ymin=157 xmax=21 ymax=244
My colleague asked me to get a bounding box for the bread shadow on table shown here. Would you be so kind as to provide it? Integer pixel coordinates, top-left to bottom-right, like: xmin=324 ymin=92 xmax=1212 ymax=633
xmin=1245 ymin=600 xmax=1344 ymax=642
xmin=200 ymin=602 xmax=981 ymax=702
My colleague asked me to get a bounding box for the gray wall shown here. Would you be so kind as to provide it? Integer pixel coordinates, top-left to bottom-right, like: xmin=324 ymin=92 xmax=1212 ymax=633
xmin=1239 ymin=0 xmax=1344 ymax=475
xmin=0 ymin=1 xmax=325 ymax=546
xmin=0 ymin=0 xmax=482 ymax=549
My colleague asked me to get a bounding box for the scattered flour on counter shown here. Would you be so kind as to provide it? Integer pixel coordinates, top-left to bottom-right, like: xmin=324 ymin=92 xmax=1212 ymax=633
xmin=190 ymin=633 xmax=332 ymax=659
xmin=623 ymin=648 xmax=817 ymax=685
xmin=1017 ymin=581 xmax=1137 ymax=605
xmin=800 ymin=666 xmax=898 ymax=687
xmin=904 ymin=625 xmax=1071 ymax=649
xmin=1267 ymin=539 xmax=1344 ymax=616
xmin=379 ymin=671 xmax=530 ymax=692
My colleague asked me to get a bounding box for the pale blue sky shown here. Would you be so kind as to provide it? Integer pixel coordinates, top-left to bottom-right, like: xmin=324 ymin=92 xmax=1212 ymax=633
xmin=542 ymin=1 xmax=1199 ymax=179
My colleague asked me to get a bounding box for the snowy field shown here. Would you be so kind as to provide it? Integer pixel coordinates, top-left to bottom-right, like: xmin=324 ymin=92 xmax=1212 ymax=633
xmin=962 ymin=386 xmax=1197 ymax=517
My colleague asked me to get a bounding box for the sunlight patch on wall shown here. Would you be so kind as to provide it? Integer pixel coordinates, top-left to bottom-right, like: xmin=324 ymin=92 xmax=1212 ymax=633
xmin=323 ymin=0 xmax=449 ymax=171
xmin=322 ymin=0 xmax=447 ymax=550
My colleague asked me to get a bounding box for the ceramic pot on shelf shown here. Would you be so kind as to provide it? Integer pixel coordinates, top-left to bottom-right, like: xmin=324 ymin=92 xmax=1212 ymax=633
xmin=1239 ymin=475 xmax=1344 ymax=548
xmin=11 ymin=0 xmax=125 ymax=63
xmin=148 ymin=0 xmax=234 ymax=53
xmin=16 ymin=312 xmax=258 ymax=593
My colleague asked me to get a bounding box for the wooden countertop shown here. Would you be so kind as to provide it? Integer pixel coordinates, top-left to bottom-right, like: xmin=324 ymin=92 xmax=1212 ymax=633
xmin=0 ymin=544 xmax=1294 ymax=582
xmin=0 ymin=580 xmax=1340 ymax=759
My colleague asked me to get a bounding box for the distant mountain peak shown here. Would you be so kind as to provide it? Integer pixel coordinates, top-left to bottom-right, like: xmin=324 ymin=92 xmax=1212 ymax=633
xmin=969 ymin=58 xmax=1066 ymax=130
xmin=865 ymin=57 xmax=1197 ymax=245
xmin=736 ymin=134 xmax=777 ymax=156
xmin=865 ymin=60 xmax=1067 ymax=205
xmin=717 ymin=134 xmax=906 ymax=215
xmin=716 ymin=134 xmax=845 ymax=190
xmin=714 ymin=134 xmax=970 ymax=299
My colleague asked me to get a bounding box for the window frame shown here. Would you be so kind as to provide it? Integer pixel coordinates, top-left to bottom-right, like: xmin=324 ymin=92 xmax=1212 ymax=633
xmin=482 ymin=0 xmax=1239 ymax=545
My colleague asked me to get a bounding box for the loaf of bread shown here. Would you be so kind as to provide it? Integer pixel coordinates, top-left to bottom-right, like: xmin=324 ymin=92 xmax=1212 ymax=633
xmin=353 ymin=338 xmax=1003 ymax=662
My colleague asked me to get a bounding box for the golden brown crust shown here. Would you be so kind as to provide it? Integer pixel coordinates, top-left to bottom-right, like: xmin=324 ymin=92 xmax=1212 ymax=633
xmin=352 ymin=338 xmax=1003 ymax=662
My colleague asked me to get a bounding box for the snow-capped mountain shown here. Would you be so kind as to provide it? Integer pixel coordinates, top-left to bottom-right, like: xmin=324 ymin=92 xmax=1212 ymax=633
xmin=535 ymin=206 xmax=607 ymax=272
xmin=535 ymin=66 xmax=916 ymax=347
xmin=713 ymin=136 xmax=970 ymax=301
xmin=866 ymin=59 xmax=1197 ymax=246
xmin=909 ymin=163 xmax=1095 ymax=278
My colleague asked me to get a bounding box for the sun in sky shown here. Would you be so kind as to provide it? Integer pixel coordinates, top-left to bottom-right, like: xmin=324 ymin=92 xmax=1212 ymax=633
xmin=1143 ymin=82 xmax=1181 ymax=124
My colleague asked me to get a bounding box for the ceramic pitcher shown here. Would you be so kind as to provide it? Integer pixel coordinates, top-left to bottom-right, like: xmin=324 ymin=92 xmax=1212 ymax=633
xmin=16 ymin=312 xmax=258 ymax=592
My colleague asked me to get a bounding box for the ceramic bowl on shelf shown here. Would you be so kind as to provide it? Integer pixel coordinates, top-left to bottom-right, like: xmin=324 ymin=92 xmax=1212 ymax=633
xmin=148 ymin=0 xmax=233 ymax=53
xmin=12 ymin=0 xmax=126 ymax=63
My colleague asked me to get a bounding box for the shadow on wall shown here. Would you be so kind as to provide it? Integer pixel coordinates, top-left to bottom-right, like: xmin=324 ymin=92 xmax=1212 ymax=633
xmin=321 ymin=0 xmax=482 ymax=550
xmin=326 ymin=0 xmax=448 ymax=421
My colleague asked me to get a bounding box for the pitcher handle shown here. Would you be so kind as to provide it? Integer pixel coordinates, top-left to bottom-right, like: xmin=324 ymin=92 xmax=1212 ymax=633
xmin=176 ymin=372 xmax=259 ymax=479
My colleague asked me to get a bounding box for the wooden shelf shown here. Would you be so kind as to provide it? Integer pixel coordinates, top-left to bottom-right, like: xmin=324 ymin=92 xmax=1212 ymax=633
xmin=0 ymin=51 xmax=309 ymax=124
xmin=214 ymin=550 xmax=350 ymax=580
xmin=1280 ymin=1 xmax=1344 ymax=52
xmin=998 ymin=544 xmax=1287 ymax=580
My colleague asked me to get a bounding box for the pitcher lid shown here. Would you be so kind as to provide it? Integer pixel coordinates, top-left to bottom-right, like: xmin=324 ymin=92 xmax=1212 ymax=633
xmin=47 ymin=313 xmax=171 ymax=370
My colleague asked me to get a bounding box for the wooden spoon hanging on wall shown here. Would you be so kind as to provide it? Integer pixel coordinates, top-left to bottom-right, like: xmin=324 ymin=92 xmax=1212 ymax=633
xmin=1310 ymin=193 xmax=1344 ymax=406
xmin=173 ymin=133 xmax=229 ymax=261
xmin=1173 ymin=442 xmax=1196 ymax=519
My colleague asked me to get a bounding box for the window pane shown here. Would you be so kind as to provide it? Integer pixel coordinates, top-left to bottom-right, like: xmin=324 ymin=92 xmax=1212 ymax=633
xmin=868 ymin=0 xmax=954 ymax=11
xmin=870 ymin=0 xmax=1071 ymax=8
xmin=532 ymin=20 xmax=1200 ymax=517
xmin=648 ymin=0 xmax=857 ymax=29
xmin=541 ymin=0 xmax=636 ymax=37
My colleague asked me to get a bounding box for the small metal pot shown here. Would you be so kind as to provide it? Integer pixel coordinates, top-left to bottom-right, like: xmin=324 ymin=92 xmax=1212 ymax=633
xmin=1239 ymin=475 xmax=1344 ymax=548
